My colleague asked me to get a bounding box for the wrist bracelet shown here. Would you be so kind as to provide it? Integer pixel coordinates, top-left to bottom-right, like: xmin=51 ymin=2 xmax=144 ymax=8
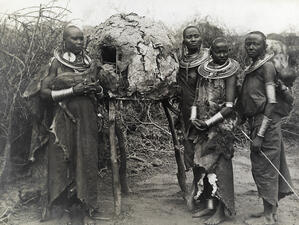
xmin=51 ymin=87 xmax=74 ymax=101
xmin=205 ymin=112 xmax=224 ymax=127
xmin=257 ymin=115 xmax=271 ymax=138
xmin=190 ymin=105 xmax=197 ymax=121
xmin=225 ymin=102 xmax=234 ymax=108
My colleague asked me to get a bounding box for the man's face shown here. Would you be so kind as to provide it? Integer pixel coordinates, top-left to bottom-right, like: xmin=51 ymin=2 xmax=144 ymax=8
xmin=183 ymin=28 xmax=202 ymax=51
xmin=211 ymin=42 xmax=229 ymax=65
xmin=64 ymin=27 xmax=84 ymax=54
xmin=245 ymin=34 xmax=266 ymax=59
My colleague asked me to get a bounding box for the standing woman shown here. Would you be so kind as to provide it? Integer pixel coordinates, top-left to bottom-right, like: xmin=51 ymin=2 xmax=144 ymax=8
xmin=188 ymin=37 xmax=239 ymax=225
xmin=40 ymin=25 xmax=102 ymax=225
xmin=176 ymin=25 xmax=209 ymax=209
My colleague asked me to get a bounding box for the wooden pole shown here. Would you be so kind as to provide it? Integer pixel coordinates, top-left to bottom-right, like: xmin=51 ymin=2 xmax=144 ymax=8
xmin=108 ymin=99 xmax=121 ymax=216
xmin=162 ymin=100 xmax=187 ymax=194
xmin=115 ymin=101 xmax=130 ymax=195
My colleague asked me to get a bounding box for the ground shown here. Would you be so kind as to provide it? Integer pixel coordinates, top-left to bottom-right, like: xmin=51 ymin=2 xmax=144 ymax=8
xmin=1 ymin=138 xmax=299 ymax=225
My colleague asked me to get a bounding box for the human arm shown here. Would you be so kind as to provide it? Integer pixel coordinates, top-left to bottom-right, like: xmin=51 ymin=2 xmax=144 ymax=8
xmin=191 ymin=74 xmax=236 ymax=130
xmin=40 ymin=59 xmax=99 ymax=101
xmin=251 ymin=62 xmax=277 ymax=152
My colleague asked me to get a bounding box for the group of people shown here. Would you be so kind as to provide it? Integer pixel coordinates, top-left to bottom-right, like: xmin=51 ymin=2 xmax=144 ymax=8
xmin=36 ymin=24 xmax=294 ymax=225
xmin=177 ymin=26 xmax=294 ymax=225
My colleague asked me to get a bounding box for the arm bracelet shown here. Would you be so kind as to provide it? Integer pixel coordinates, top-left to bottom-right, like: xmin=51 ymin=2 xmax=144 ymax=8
xmin=265 ymin=82 xmax=277 ymax=104
xmin=257 ymin=115 xmax=272 ymax=138
xmin=190 ymin=105 xmax=197 ymax=121
xmin=225 ymin=102 xmax=234 ymax=108
xmin=51 ymin=87 xmax=74 ymax=101
xmin=205 ymin=112 xmax=224 ymax=127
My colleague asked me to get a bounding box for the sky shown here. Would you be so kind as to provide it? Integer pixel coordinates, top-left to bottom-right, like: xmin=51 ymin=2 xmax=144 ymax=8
xmin=1 ymin=0 xmax=299 ymax=34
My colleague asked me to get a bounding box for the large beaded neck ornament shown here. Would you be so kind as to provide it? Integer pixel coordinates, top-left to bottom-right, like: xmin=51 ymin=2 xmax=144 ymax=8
xmin=54 ymin=48 xmax=92 ymax=72
xmin=179 ymin=48 xmax=210 ymax=69
xmin=244 ymin=52 xmax=274 ymax=75
xmin=197 ymin=58 xmax=240 ymax=79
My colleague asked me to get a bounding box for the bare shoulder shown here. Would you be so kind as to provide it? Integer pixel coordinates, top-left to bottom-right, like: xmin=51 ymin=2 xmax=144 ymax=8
xmin=262 ymin=61 xmax=276 ymax=81
xmin=262 ymin=61 xmax=276 ymax=72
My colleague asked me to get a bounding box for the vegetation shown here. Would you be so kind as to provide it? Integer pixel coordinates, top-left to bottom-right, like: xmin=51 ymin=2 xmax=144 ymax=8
xmin=0 ymin=1 xmax=298 ymax=194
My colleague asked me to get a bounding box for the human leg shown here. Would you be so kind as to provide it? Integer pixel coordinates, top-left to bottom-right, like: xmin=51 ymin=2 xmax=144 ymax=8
xmin=204 ymin=200 xmax=226 ymax=225
xmin=186 ymin=166 xmax=205 ymax=211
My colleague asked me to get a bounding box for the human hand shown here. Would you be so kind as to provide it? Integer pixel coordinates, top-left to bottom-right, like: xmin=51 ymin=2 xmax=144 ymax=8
xmin=251 ymin=136 xmax=263 ymax=152
xmin=73 ymin=81 xmax=97 ymax=95
xmin=191 ymin=119 xmax=208 ymax=131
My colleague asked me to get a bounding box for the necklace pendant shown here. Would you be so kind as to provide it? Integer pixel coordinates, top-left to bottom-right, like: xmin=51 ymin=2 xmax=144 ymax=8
xmin=62 ymin=52 xmax=76 ymax=62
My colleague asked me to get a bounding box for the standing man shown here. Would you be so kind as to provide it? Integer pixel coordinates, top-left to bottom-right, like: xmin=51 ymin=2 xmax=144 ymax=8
xmin=239 ymin=31 xmax=293 ymax=225
xmin=40 ymin=25 xmax=102 ymax=225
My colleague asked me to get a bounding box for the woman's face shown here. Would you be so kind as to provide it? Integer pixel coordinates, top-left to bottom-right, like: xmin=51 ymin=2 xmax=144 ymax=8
xmin=183 ymin=27 xmax=202 ymax=51
xmin=211 ymin=41 xmax=229 ymax=65
xmin=64 ymin=27 xmax=84 ymax=54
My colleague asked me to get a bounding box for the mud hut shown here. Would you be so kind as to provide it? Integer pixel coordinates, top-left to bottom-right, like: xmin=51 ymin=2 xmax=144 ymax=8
xmin=87 ymin=13 xmax=179 ymax=99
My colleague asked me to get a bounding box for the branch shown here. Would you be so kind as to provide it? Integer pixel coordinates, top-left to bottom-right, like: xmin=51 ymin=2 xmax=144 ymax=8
xmin=0 ymin=49 xmax=25 ymax=69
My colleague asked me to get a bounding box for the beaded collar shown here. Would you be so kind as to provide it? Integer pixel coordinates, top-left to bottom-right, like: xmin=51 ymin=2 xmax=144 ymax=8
xmin=179 ymin=48 xmax=209 ymax=69
xmin=244 ymin=52 xmax=274 ymax=75
xmin=54 ymin=48 xmax=91 ymax=72
xmin=197 ymin=58 xmax=240 ymax=79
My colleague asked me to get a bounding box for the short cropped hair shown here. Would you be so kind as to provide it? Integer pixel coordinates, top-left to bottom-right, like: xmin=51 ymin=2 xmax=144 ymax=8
xmin=246 ymin=31 xmax=266 ymax=46
xmin=183 ymin=26 xmax=200 ymax=38
xmin=63 ymin=25 xmax=81 ymax=40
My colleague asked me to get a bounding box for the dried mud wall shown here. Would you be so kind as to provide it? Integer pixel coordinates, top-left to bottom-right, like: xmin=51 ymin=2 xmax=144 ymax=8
xmin=87 ymin=13 xmax=179 ymax=99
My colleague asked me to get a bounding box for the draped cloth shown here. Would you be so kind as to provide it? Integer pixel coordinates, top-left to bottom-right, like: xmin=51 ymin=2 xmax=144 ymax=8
xmin=177 ymin=56 xmax=239 ymax=215
xmin=240 ymin=57 xmax=293 ymax=206
xmin=46 ymin=60 xmax=99 ymax=210
xmin=192 ymin=78 xmax=237 ymax=216
xmin=249 ymin=114 xmax=293 ymax=206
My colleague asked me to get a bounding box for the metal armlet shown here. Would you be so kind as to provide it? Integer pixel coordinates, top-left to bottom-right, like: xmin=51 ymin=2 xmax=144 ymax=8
xmin=205 ymin=112 xmax=224 ymax=127
xmin=51 ymin=87 xmax=74 ymax=101
xmin=265 ymin=82 xmax=277 ymax=104
xmin=256 ymin=115 xmax=272 ymax=138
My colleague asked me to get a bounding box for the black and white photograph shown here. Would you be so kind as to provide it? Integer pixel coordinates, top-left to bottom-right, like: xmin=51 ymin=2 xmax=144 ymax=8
xmin=0 ymin=0 xmax=298 ymax=224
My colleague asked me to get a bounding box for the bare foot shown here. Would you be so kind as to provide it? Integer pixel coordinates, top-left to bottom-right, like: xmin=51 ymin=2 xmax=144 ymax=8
xmin=204 ymin=203 xmax=226 ymax=225
xmin=192 ymin=208 xmax=214 ymax=218
xmin=186 ymin=191 xmax=195 ymax=211
xmin=244 ymin=215 xmax=276 ymax=225
xmin=251 ymin=211 xmax=277 ymax=223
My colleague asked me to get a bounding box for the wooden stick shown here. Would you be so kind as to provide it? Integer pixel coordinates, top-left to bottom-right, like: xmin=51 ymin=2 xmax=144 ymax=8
xmin=108 ymin=99 xmax=121 ymax=216
xmin=162 ymin=100 xmax=187 ymax=194
xmin=115 ymin=101 xmax=130 ymax=195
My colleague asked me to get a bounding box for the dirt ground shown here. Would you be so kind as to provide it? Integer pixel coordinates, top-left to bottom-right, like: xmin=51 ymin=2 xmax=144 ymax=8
xmin=2 ymin=139 xmax=299 ymax=225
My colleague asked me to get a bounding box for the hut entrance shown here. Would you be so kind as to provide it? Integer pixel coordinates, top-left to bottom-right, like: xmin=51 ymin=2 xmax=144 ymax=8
xmin=101 ymin=46 xmax=117 ymax=64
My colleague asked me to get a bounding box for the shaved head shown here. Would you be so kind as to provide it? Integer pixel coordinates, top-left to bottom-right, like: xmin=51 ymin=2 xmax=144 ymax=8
xmin=62 ymin=25 xmax=84 ymax=54
xmin=63 ymin=25 xmax=82 ymax=40
xmin=246 ymin=31 xmax=266 ymax=47
xmin=211 ymin=37 xmax=228 ymax=51
xmin=210 ymin=37 xmax=229 ymax=65
xmin=183 ymin=25 xmax=200 ymax=38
